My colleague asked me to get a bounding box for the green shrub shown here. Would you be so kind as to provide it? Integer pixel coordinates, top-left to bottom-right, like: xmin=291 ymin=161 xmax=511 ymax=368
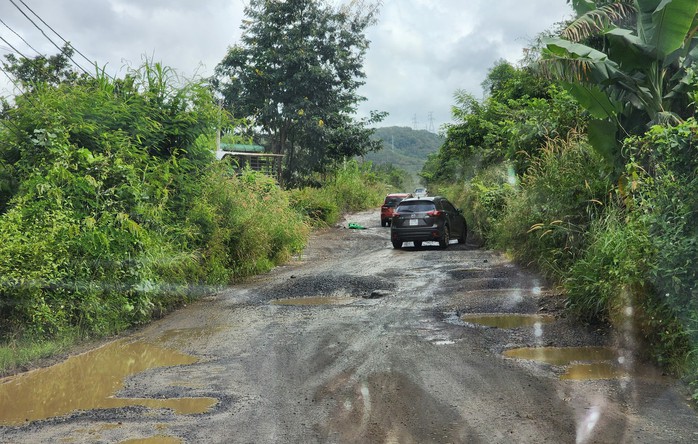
xmin=188 ymin=166 xmax=309 ymax=281
xmin=0 ymin=62 xmax=312 ymax=343
xmin=565 ymin=122 xmax=698 ymax=389
xmin=288 ymin=186 xmax=340 ymax=226
xmin=288 ymin=159 xmax=387 ymax=226
xmin=435 ymin=163 xmax=516 ymax=244
xmin=490 ymin=136 xmax=612 ymax=279
xmin=564 ymin=206 xmax=652 ymax=321
xmin=329 ymin=160 xmax=386 ymax=212
xmin=624 ymin=122 xmax=698 ymax=389
xmin=564 ymin=197 xmax=693 ymax=376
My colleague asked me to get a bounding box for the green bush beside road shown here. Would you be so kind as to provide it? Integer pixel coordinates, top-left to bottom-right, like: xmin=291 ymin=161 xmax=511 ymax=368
xmin=425 ymin=57 xmax=698 ymax=399
xmin=0 ymin=64 xmax=385 ymax=375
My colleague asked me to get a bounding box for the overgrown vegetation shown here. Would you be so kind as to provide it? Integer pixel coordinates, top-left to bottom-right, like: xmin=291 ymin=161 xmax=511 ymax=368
xmin=0 ymin=61 xmax=306 ymax=343
xmin=490 ymin=135 xmax=612 ymax=279
xmin=289 ymin=160 xmax=390 ymax=226
xmin=0 ymin=0 xmax=393 ymax=374
xmin=423 ymin=0 xmax=698 ymax=399
xmin=0 ymin=50 xmax=385 ymax=373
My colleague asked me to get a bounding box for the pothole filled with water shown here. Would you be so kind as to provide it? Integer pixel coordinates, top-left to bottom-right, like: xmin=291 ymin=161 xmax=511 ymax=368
xmin=271 ymin=296 xmax=356 ymax=306
xmin=561 ymin=362 xmax=626 ymax=380
xmin=0 ymin=339 xmax=217 ymax=425
xmin=461 ymin=313 xmax=554 ymax=328
xmin=503 ymin=346 xmax=622 ymax=380
xmin=503 ymin=346 xmax=616 ymax=365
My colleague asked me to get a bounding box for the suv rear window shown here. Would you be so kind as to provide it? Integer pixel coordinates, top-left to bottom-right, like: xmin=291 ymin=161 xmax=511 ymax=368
xmin=384 ymin=197 xmax=404 ymax=207
xmin=396 ymin=201 xmax=436 ymax=213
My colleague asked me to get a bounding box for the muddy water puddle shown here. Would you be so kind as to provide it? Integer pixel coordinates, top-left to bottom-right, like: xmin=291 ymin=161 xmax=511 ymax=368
xmin=155 ymin=326 xmax=227 ymax=347
xmin=0 ymin=339 xmax=217 ymax=425
xmin=504 ymin=346 xmax=616 ymax=365
xmin=503 ymin=346 xmax=623 ymax=380
xmin=561 ymin=362 xmax=626 ymax=380
xmin=271 ymin=296 xmax=356 ymax=306
xmin=461 ymin=313 xmax=554 ymax=328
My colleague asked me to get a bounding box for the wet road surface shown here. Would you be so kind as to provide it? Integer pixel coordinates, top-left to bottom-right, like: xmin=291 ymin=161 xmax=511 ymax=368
xmin=1 ymin=209 xmax=697 ymax=443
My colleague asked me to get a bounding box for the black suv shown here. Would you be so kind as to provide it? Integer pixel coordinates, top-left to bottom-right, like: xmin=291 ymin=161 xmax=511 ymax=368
xmin=390 ymin=196 xmax=466 ymax=249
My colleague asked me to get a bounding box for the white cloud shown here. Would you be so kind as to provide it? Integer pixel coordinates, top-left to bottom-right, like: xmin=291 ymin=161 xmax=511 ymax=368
xmin=0 ymin=0 xmax=572 ymax=130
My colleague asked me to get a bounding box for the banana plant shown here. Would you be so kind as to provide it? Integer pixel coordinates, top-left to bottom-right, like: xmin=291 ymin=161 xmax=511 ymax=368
xmin=540 ymin=0 xmax=698 ymax=170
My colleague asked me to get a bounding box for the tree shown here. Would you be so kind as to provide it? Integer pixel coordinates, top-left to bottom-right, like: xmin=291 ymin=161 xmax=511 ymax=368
xmin=213 ymin=0 xmax=384 ymax=184
xmin=540 ymin=0 xmax=698 ymax=170
xmin=482 ymin=59 xmax=549 ymax=102
xmin=421 ymin=62 xmax=584 ymax=184
xmin=1 ymin=44 xmax=84 ymax=91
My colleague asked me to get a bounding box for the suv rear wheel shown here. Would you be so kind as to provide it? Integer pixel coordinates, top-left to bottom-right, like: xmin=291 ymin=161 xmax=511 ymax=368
xmin=392 ymin=240 xmax=402 ymax=249
xmin=439 ymin=226 xmax=450 ymax=248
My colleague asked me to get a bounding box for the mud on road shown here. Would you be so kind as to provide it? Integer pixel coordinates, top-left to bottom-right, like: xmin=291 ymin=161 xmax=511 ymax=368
xmin=2 ymin=209 xmax=698 ymax=443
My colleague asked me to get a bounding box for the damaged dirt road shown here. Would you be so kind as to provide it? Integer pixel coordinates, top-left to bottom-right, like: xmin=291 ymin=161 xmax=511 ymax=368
xmin=2 ymin=210 xmax=698 ymax=443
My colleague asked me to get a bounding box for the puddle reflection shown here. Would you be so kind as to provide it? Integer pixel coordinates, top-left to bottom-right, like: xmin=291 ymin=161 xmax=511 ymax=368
xmin=0 ymin=339 xmax=217 ymax=425
xmin=562 ymin=362 xmax=626 ymax=380
xmin=462 ymin=313 xmax=554 ymax=328
xmin=503 ymin=346 xmax=622 ymax=380
xmin=503 ymin=346 xmax=616 ymax=366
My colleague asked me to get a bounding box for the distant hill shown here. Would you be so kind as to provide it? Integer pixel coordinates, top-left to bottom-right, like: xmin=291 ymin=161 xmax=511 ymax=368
xmin=363 ymin=126 xmax=444 ymax=188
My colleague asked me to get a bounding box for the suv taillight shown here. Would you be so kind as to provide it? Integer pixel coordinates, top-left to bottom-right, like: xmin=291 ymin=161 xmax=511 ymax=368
xmin=426 ymin=210 xmax=442 ymax=217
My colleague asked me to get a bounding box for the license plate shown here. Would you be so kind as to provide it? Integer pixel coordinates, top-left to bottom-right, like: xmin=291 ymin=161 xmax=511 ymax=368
xmin=409 ymin=219 xmax=418 ymax=226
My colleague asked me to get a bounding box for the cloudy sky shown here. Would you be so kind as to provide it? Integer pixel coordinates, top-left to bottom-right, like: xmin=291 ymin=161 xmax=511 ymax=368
xmin=0 ymin=0 xmax=572 ymax=131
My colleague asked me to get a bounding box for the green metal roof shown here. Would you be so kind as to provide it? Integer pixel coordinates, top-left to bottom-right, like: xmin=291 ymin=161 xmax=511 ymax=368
xmin=220 ymin=143 xmax=265 ymax=153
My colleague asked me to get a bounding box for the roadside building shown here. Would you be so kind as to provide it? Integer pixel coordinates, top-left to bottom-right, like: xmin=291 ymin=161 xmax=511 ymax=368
xmin=215 ymin=143 xmax=283 ymax=180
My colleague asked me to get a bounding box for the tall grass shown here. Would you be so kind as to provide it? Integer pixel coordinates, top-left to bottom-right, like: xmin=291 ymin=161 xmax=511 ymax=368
xmin=189 ymin=165 xmax=309 ymax=281
xmin=564 ymin=201 xmax=692 ymax=377
xmin=289 ymin=160 xmax=388 ymax=226
xmin=433 ymin=163 xmax=516 ymax=245
xmin=0 ymin=61 xmax=310 ymax=364
xmin=452 ymin=122 xmax=698 ymax=396
xmin=490 ymin=135 xmax=612 ymax=279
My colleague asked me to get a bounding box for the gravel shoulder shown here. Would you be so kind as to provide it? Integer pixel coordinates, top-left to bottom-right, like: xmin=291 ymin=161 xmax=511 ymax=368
xmin=2 ymin=209 xmax=697 ymax=443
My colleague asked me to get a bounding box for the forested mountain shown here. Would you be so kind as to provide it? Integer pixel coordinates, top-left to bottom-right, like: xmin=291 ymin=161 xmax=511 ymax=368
xmin=363 ymin=126 xmax=444 ymax=187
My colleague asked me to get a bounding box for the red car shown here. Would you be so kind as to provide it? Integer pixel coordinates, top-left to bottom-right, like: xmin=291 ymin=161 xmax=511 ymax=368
xmin=381 ymin=193 xmax=413 ymax=227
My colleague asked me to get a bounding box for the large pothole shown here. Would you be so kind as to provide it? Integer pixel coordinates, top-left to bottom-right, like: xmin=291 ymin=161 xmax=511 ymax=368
xmin=258 ymin=274 xmax=392 ymax=301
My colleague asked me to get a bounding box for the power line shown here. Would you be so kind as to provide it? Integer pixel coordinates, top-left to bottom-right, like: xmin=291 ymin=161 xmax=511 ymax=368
xmin=0 ymin=65 xmax=37 ymax=123
xmin=8 ymin=0 xmax=92 ymax=76
xmin=0 ymin=63 xmax=43 ymax=109
xmin=16 ymin=0 xmax=95 ymax=68
xmin=0 ymin=65 xmax=23 ymax=93
xmin=0 ymin=64 xmax=52 ymax=141
xmin=0 ymin=33 xmax=29 ymax=59
xmin=0 ymin=16 xmax=41 ymax=56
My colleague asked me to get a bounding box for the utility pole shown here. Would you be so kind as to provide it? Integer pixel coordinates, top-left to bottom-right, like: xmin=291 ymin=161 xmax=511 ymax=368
xmin=427 ymin=112 xmax=435 ymax=133
xmin=412 ymin=114 xmax=418 ymax=130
